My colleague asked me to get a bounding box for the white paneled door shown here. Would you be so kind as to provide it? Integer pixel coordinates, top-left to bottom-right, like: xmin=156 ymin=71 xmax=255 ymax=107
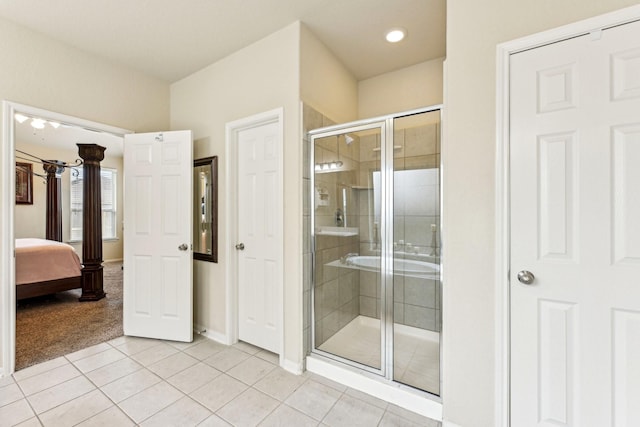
xmin=237 ymin=120 xmax=282 ymax=354
xmin=510 ymin=20 xmax=640 ymax=427
xmin=123 ymin=131 xmax=193 ymax=342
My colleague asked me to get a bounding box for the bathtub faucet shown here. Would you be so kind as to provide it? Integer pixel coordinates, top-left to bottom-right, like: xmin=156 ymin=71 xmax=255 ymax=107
xmin=340 ymin=253 xmax=359 ymax=265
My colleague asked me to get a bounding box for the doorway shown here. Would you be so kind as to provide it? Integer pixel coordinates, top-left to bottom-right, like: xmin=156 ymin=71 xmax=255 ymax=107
xmin=497 ymin=7 xmax=640 ymax=426
xmin=1 ymin=101 xmax=130 ymax=374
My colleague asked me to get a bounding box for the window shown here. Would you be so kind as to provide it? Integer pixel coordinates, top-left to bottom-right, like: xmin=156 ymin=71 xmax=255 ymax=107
xmin=70 ymin=167 xmax=117 ymax=241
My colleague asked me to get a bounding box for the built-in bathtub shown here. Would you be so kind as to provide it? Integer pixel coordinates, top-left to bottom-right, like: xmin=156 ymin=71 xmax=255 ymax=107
xmin=327 ymin=255 xmax=440 ymax=279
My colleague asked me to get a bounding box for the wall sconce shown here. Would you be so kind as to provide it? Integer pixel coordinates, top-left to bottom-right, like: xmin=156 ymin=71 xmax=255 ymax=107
xmin=315 ymin=160 xmax=343 ymax=171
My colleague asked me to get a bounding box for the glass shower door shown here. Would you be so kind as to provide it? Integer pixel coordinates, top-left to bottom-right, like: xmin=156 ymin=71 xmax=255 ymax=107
xmin=312 ymin=123 xmax=385 ymax=371
xmin=392 ymin=110 xmax=442 ymax=395
xmin=309 ymin=106 xmax=442 ymax=396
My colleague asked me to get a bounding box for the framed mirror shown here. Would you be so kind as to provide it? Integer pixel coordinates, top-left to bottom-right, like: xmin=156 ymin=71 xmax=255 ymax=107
xmin=193 ymin=156 xmax=218 ymax=262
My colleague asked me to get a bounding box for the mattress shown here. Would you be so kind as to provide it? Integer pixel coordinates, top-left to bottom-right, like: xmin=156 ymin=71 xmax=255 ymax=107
xmin=15 ymin=238 xmax=82 ymax=285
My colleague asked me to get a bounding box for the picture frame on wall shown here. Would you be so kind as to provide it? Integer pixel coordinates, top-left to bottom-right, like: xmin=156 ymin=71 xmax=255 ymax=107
xmin=15 ymin=162 xmax=33 ymax=205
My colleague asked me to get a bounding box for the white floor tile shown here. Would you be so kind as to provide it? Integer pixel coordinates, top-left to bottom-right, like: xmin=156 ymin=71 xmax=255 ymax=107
xmin=164 ymin=334 xmax=204 ymax=351
xmin=101 ymin=369 xmax=161 ymax=403
xmin=117 ymin=381 xmax=183 ymax=424
xmin=140 ymin=396 xmax=212 ymax=426
xmin=198 ymin=414 xmax=232 ymax=426
xmin=322 ymin=394 xmax=384 ymax=427
xmin=202 ymin=347 xmax=250 ymax=372
xmin=85 ymin=357 xmax=143 ymax=387
xmin=72 ymin=348 xmax=127 ymax=374
xmin=285 ymin=380 xmax=342 ymax=421
xmin=226 ymin=356 xmax=276 ymax=385
xmin=0 ymin=375 xmax=16 ymax=387
xmin=13 ymin=356 xmax=68 ymax=382
xmin=76 ymin=405 xmax=135 ymax=426
xmin=0 ymin=399 xmax=35 ymax=426
xmin=166 ymin=362 xmax=221 ymax=394
xmin=0 ymin=382 xmax=24 ymax=407
xmin=344 ymin=388 xmax=389 ymax=410
xmin=147 ymin=352 xmax=198 ymax=379
xmin=130 ymin=342 xmax=178 ymax=367
xmin=66 ymin=342 xmax=112 ymax=362
xmin=15 ymin=417 xmax=42 ymax=427
xmin=39 ymin=390 xmax=112 ymax=427
xmin=254 ymin=368 xmax=307 ymax=401
xmin=378 ymin=411 xmax=426 ymax=427
xmin=28 ymin=376 xmax=95 ymax=414
xmin=182 ymin=339 xmax=226 ymax=360
xmin=189 ymin=374 xmax=248 ymax=412
xmin=217 ymin=388 xmax=279 ymax=426
xmin=114 ymin=337 xmax=163 ymax=356
xmin=232 ymin=341 xmax=262 ymax=355
xmin=255 ymin=349 xmax=280 ymax=365
xmin=258 ymin=404 xmax=318 ymax=427
xmin=16 ymin=363 xmax=81 ymax=396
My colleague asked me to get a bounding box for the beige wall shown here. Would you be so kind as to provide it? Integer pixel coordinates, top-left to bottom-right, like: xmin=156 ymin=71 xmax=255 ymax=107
xmin=14 ymin=141 xmax=124 ymax=262
xmin=444 ymin=2 xmax=639 ymax=426
xmin=0 ymin=17 xmax=169 ymax=375
xmin=300 ymin=24 xmax=358 ymax=124
xmin=358 ymin=58 xmax=444 ymax=119
xmin=170 ymin=22 xmax=302 ymax=367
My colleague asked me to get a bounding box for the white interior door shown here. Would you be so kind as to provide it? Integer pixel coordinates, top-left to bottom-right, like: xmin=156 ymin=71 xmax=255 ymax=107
xmin=237 ymin=120 xmax=282 ymax=353
xmin=123 ymin=131 xmax=193 ymax=342
xmin=510 ymin=21 xmax=640 ymax=426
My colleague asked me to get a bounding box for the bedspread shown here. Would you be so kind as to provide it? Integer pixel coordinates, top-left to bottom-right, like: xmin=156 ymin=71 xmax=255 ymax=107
xmin=15 ymin=238 xmax=82 ymax=285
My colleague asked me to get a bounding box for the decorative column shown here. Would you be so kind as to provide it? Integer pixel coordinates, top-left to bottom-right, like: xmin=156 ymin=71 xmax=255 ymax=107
xmin=77 ymin=144 xmax=106 ymax=301
xmin=43 ymin=161 xmax=66 ymax=242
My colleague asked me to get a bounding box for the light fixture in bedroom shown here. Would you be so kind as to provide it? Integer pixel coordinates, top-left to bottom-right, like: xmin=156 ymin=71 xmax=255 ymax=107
xmin=14 ymin=113 xmax=64 ymax=130
xmin=385 ymin=27 xmax=407 ymax=43
xmin=31 ymin=118 xmax=46 ymax=129
xmin=14 ymin=113 xmax=28 ymax=123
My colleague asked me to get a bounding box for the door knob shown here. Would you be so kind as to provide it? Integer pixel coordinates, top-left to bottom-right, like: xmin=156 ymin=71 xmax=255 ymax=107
xmin=235 ymin=243 xmax=245 ymax=250
xmin=517 ymin=270 xmax=535 ymax=285
xmin=178 ymin=243 xmax=188 ymax=251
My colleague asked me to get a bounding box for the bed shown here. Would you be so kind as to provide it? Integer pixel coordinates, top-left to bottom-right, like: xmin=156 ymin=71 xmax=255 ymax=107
xmin=16 ymin=238 xmax=82 ymax=300
xmin=15 ymin=143 xmax=106 ymax=301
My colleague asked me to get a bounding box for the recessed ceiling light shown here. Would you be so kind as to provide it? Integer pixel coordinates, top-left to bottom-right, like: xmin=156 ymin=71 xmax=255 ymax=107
xmin=385 ymin=28 xmax=406 ymax=43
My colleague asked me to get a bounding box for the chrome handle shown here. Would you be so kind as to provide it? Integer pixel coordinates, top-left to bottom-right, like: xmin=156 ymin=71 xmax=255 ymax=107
xmin=235 ymin=243 xmax=245 ymax=250
xmin=178 ymin=243 xmax=188 ymax=251
xmin=517 ymin=270 xmax=535 ymax=285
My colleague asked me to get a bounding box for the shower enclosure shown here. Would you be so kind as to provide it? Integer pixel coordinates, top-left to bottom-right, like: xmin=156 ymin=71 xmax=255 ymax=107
xmin=309 ymin=106 xmax=442 ymax=396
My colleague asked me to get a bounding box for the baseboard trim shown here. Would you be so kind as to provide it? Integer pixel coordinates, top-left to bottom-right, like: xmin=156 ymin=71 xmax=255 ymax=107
xmin=281 ymin=358 xmax=303 ymax=375
xmin=306 ymin=354 xmax=442 ymax=421
xmin=193 ymin=325 xmax=230 ymax=345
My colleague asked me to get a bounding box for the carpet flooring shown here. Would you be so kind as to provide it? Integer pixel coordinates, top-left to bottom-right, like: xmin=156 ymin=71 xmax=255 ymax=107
xmin=16 ymin=261 xmax=124 ymax=371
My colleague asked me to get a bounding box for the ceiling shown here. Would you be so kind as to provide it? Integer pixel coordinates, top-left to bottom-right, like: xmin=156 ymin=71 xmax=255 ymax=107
xmin=5 ymin=0 xmax=445 ymax=153
xmin=15 ymin=117 xmax=125 ymax=157
xmin=0 ymin=0 xmax=446 ymax=83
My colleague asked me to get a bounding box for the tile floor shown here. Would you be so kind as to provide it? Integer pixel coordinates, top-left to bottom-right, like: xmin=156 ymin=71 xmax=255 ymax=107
xmin=1 ymin=335 xmax=441 ymax=426
xmin=318 ymin=316 xmax=440 ymax=394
